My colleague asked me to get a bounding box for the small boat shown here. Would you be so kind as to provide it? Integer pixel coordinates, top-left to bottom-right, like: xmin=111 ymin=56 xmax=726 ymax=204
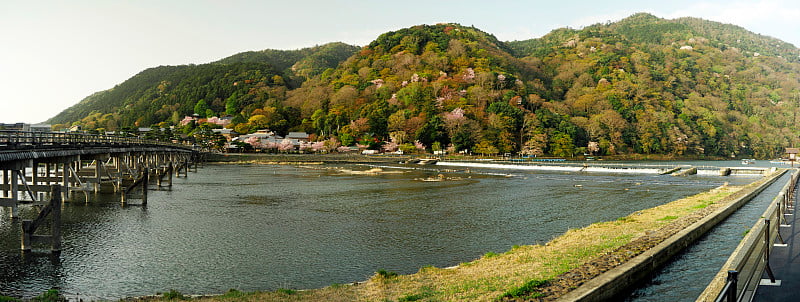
xmin=741 ymin=159 xmax=755 ymax=165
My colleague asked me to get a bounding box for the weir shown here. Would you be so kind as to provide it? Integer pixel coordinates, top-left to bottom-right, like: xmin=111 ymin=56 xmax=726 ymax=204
xmin=436 ymin=161 xmax=776 ymax=176
xmin=0 ymin=130 xmax=202 ymax=252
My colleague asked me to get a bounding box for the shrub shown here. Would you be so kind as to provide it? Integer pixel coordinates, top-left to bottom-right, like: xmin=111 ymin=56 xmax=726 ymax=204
xmin=32 ymin=290 xmax=67 ymax=302
xmin=376 ymin=269 xmax=398 ymax=278
xmin=162 ymin=289 xmax=185 ymax=300
xmin=276 ymin=288 xmax=297 ymax=295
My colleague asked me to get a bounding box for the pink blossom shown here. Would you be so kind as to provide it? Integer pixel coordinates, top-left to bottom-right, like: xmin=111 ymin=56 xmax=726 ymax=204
xmin=278 ymin=139 xmax=295 ymax=152
xmin=206 ymin=116 xmax=231 ymax=126
xmin=414 ymin=140 xmax=426 ymax=150
xmin=444 ymin=108 xmax=465 ymax=121
xmin=311 ymin=141 xmax=325 ymax=152
xmin=383 ymin=141 xmax=398 ymax=152
xmin=336 ymin=146 xmax=351 ymax=153
xmin=323 ymin=137 xmax=341 ymax=152
xmin=462 ymin=68 xmax=475 ymax=81
xmin=370 ymin=79 xmax=384 ymax=88
xmin=244 ymin=136 xmax=262 ymax=148
xmin=180 ymin=116 xmax=196 ymax=126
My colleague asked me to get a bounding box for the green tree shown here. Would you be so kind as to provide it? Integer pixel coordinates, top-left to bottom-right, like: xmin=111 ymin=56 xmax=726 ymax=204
xmin=225 ymin=93 xmax=240 ymax=115
xmin=194 ymin=99 xmax=209 ymax=116
xmin=550 ymin=132 xmax=575 ymax=158
xmin=474 ymin=140 xmax=499 ymax=155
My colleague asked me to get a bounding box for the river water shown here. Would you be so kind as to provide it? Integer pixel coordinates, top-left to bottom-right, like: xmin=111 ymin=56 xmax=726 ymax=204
xmin=0 ymin=161 xmax=762 ymax=300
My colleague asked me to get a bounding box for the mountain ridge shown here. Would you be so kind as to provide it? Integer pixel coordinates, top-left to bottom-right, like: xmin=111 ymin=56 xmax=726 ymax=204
xmin=47 ymin=14 xmax=800 ymax=158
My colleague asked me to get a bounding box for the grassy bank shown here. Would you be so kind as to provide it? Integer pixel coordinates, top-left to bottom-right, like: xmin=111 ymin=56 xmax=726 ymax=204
xmin=135 ymin=172 xmax=775 ymax=302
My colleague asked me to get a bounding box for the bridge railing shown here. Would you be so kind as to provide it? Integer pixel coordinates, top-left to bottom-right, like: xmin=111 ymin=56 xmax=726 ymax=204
xmin=0 ymin=130 xmax=194 ymax=151
xmin=699 ymin=169 xmax=799 ymax=302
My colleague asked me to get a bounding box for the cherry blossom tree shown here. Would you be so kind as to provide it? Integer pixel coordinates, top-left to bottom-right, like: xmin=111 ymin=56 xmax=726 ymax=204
xmin=278 ymin=139 xmax=295 ymax=152
xmin=244 ymin=136 xmax=262 ymax=149
xmin=414 ymin=140 xmax=426 ymax=151
xmin=383 ymin=141 xmax=399 ymax=152
xmin=311 ymin=141 xmax=325 ymax=152
xmin=180 ymin=116 xmax=196 ymax=126
xmin=323 ymin=137 xmax=341 ymax=152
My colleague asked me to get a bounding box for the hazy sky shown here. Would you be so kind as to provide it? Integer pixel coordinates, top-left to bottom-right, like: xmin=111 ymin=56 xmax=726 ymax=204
xmin=1 ymin=0 xmax=799 ymax=124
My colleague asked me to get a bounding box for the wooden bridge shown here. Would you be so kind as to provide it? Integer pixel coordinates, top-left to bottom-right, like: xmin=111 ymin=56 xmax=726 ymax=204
xmin=0 ymin=130 xmax=203 ymax=252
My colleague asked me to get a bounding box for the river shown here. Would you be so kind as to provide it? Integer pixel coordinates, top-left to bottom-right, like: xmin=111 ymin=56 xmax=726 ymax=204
xmin=0 ymin=161 xmax=762 ymax=300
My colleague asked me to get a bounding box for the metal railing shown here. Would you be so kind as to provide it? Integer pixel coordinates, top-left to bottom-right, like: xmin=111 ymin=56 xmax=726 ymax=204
xmin=0 ymin=130 xmax=194 ymax=151
xmin=707 ymin=169 xmax=799 ymax=302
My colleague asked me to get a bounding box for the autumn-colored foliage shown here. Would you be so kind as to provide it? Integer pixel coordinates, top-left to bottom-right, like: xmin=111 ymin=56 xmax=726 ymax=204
xmin=49 ymin=14 xmax=800 ymax=158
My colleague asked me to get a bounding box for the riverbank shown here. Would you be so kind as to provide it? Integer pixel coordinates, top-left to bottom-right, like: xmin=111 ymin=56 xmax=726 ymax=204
xmin=206 ymin=153 xmax=410 ymax=165
xmin=127 ymin=170 xmax=776 ymax=301
xmin=206 ymin=152 xmax=726 ymax=164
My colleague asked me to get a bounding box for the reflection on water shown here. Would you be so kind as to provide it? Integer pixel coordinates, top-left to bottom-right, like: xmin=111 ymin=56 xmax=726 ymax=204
xmin=0 ymin=162 xmax=752 ymax=300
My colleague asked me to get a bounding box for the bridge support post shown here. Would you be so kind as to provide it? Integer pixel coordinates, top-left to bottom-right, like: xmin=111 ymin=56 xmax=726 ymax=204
xmin=21 ymin=185 xmax=62 ymax=253
xmin=168 ymin=162 xmax=173 ymax=187
xmin=10 ymin=170 xmax=19 ymax=219
xmin=61 ymin=160 xmax=69 ymax=201
xmin=31 ymin=163 xmax=38 ymax=187
xmin=2 ymin=169 xmax=7 ymax=198
xmin=94 ymin=160 xmax=101 ymax=193
xmin=142 ymin=168 xmax=149 ymax=205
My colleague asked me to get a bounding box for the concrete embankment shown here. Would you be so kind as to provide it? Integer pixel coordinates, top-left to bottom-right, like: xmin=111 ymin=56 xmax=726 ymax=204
xmin=555 ymin=169 xmax=786 ymax=302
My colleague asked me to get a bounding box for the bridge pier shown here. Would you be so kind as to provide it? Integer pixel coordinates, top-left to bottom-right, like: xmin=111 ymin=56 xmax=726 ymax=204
xmin=1 ymin=160 xmax=33 ymax=219
xmin=21 ymin=185 xmax=62 ymax=253
xmin=3 ymin=150 xmax=196 ymax=213
xmin=1 ymin=130 xmax=202 ymax=253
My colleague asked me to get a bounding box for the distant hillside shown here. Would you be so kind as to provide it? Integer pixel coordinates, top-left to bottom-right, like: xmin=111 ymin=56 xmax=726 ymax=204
xmin=49 ymin=14 xmax=800 ymax=158
xmin=48 ymin=43 xmax=359 ymax=129
xmin=215 ymin=42 xmax=361 ymax=80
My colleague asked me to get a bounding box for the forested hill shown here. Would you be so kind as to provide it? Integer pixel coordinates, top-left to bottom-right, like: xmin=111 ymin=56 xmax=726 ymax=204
xmin=49 ymin=13 xmax=800 ymax=158
xmin=47 ymin=42 xmax=360 ymax=127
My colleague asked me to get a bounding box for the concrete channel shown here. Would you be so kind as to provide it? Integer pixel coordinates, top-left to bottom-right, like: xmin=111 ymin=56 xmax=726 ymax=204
xmin=555 ymin=169 xmax=788 ymax=302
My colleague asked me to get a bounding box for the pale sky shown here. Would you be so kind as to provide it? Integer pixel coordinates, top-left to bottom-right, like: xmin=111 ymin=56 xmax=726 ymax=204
xmin=1 ymin=0 xmax=799 ymax=124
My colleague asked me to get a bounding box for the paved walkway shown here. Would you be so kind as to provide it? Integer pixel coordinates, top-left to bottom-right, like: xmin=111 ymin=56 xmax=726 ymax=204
xmin=753 ymin=186 xmax=800 ymax=301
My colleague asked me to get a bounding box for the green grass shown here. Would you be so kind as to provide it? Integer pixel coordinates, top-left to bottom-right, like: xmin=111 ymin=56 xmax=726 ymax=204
xmin=162 ymin=289 xmax=186 ymax=300
xmin=497 ymin=279 xmax=548 ymax=300
xmin=398 ymin=286 xmax=438 ymax=301
xmin=218 ymin=289 xmax=257 ymax=299
xmin=0 ymin=296 xmax=21 ymax=302
xmin=658 ymin=215 xmax=679 ymax=221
